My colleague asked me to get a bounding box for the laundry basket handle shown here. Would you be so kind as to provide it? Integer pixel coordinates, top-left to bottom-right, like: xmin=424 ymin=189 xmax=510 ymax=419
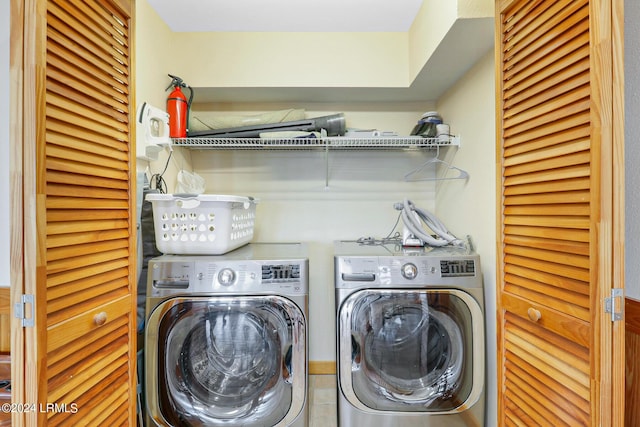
xmin=172 ymin=193 xmax=199 ymax=199
xmin=172 ymin=193 xmax=200 ymax=209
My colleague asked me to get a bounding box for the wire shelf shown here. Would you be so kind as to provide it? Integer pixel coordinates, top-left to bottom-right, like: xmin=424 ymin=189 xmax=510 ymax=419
xmin=327 ymin=136 xmax=459 ymax=149
xmin=171 ymin=135 xmax=460 ymax=150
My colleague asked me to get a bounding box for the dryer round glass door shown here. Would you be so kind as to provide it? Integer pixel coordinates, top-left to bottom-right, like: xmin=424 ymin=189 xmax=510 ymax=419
xmin=146 ymin=295 xmax=306 ymax=427
xmin=337 ymin=289 xmax=484 ymax=413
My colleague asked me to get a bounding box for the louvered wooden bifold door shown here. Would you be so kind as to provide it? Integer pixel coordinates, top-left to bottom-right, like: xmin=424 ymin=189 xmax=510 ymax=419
xmin=26 ymin=0 xmax=136 ymax=425
xmin=496 ymin=0 xmax=620 ymax=425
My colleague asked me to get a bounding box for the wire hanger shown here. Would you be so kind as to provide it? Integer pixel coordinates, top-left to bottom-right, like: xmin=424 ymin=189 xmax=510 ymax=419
xmin=404 ymin=146 xmax=470 ymax=182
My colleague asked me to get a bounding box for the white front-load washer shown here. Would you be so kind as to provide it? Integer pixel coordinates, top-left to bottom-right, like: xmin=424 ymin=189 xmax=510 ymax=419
xmin=335 ymin=240 xmax=485 ymax=427
xmin=145 ymin=243 xmax=308 ymax=427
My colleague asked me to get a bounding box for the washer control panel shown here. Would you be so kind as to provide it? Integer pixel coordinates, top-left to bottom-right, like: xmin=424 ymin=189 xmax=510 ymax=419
xmin=217 ymin=268 xmax=236 ymax=286
xmin=440 ymin=259 xmax=476 ymax=277
xmin=262 ymin=264 xmax=302 ymax=282
xmin=401 ymin=263 xmax=418 ymax=280
xmin=149 ymin=257 xmax=308 ymax=297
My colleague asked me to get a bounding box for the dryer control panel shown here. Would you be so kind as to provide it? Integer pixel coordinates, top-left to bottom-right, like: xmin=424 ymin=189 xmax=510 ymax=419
xmin=333 ymin=240 xmax=482 ymax=289
xmin=335 ymin=255 xmax=480 ymax=289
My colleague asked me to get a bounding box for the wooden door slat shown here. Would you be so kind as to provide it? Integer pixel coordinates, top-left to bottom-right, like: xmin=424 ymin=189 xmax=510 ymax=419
xmin=504 ymin=224 xmax=589 ymax=242
xmin=503 ymin=113 xmax=590 ymax=148
xmin=504 ymin=126 xmax=590 ymax=156
xmin=504 ymin=43 xmax=589 ymax=99
xmin=47 ymin=3 xmax=130 ymax=70
xmin=46 ymin=120 xmax=129 ymax=152
xmin=47 ymin=230 xmax=129 ymax=249
xmin=47 ymin=270 xmax=128 ymax=302
xmin=504 ymin=244 xmax=589 ymax=269
xmin=46 ymin=158 xmax=129 ymax=181
xmin=504 ymin=264 xmax=589 ymax=297
xmin=504 ymin=139 xmax=590 ymax=167
xmin=503 ymin=234 xmax=590 ymax=255
xmin=504 ymin=85 xmax=591 ymax=130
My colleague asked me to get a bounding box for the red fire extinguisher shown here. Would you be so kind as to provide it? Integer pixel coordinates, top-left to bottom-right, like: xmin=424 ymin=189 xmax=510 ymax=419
xmin=166 ymin=74 xmax=193 ymax=138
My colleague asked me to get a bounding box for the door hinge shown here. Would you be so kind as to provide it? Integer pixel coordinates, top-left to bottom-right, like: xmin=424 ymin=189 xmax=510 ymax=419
xmin=604 ymin=288 xmax=623 ymax=322
xmin=14 ymin=294 xmax=34 ymax=327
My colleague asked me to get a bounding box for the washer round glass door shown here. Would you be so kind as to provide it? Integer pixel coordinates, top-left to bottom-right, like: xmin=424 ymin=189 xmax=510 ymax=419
xmin=338 ymin=289 xmax=483 ymax=412
xmin=146 ymin=295 xmax=306 ymax=426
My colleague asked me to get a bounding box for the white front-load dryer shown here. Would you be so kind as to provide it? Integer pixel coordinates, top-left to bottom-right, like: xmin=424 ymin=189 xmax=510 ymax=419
xmin=145 ymin=243 xmax=308 ymax=427
xmin=335 ymin=240 xmax=485 ymax=427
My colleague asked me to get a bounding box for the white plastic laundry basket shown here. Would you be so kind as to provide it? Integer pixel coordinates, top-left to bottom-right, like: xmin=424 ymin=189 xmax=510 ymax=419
xmin=146 ymin=194 xmax=257 ymax=255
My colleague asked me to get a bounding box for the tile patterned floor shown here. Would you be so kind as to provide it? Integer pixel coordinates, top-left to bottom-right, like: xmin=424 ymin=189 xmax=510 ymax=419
xmin=309 ymin=375 xmax=337 ymax=427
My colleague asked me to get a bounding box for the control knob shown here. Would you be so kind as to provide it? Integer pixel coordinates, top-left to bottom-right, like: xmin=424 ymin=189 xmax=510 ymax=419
xmin=218 ymin=268 xmax=236 ymax=286
xmin=401 ymin=263 xmax=418 ymax=280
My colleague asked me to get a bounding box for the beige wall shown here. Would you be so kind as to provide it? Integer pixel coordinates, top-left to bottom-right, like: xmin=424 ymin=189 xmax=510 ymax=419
xmin=149 ymin=0 xmax=493 ymax=90
xmin=458 ymin=0 xmax=494 ymax=17
xmin=170 ymin=32 xmax=409 ymax=89
xmin=135 ymin=0 xmax=190 ymax=176
xmin=435 ymin=50 xmax=496 ymax=427
xmin=135 ymin=0 xmax=174 ymax=114
xmin=408 ymin=0 xmax=458 ymax=80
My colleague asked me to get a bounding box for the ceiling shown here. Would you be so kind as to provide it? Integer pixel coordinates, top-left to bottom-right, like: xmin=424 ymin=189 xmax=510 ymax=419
xmin=146 ymin=0 xmax=425 ymax=32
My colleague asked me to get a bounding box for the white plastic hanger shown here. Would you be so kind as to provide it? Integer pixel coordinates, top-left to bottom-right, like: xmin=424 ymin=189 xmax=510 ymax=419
xmin=404 ymin=146 xmax=469 ymax=182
